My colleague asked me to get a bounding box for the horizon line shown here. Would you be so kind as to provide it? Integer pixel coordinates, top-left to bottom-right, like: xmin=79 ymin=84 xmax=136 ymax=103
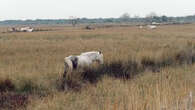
xmin=1 ymin=14 xmax=195 ymax=22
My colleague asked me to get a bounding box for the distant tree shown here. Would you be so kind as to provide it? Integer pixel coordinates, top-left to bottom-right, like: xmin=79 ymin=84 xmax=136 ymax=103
xmin=69 ymin=16 xmax=78 ymax=27
xmin=105 ymin=18 xmax=114 ymax=23
xmin=120 ymin=13 xmax=131 ymax=22
xmin=145 ymin=12 xmax=158 ymax=23
xmin=161 ymin=15 xmax=168 ymax=22
xmin=153 ymin=16 xmax=161 ymax=22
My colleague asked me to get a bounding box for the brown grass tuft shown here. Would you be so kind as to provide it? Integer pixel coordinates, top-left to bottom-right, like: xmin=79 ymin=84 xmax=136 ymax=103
xmin=0 ymin=79 xmax=15 ymax=93
xmin=0 ymin=92 xmax=28 ymax=110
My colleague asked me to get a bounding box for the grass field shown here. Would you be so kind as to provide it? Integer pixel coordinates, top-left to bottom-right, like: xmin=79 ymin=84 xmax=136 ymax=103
xmin=0 ymin=24 xmax=195 ymax=110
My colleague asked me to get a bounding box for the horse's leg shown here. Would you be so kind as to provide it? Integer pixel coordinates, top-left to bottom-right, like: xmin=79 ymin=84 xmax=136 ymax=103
xmin=62 ymin=65 xmax=70 ymax=90
xmin=61 ymin=68 xmax=67 ymax=90
xmin=63 ymin=67 xmax=73 ymax=91
xmin=62 ymin=72 xmax=69 ymax=91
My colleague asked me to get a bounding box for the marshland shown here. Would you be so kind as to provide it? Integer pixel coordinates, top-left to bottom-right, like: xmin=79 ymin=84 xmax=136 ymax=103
xmin=0 ymin=24 xmax=195 ymax=110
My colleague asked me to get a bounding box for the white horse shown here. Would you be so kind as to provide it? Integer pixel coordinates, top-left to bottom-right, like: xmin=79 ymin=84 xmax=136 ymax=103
xmin=147 ymin=25 xmax=157 ymax=29
xmin=20 ymin=27 xmax=34 ymax=32
xmin=64 ymin=51 xmax=103 ymax=76
xmin=80 ymin=51 xmax=103 ymax=64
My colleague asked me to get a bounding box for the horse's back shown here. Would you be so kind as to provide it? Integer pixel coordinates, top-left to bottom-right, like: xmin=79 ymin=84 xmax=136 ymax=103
xmin=81 ymin=51 xmax=100 ymax=56
xmin=76 ymin=56 xmax=92 ymax=68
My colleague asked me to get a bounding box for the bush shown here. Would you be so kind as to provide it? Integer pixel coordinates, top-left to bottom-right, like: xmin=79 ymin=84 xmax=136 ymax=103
xmin=0 ymin=79 xmax=15 ymax=92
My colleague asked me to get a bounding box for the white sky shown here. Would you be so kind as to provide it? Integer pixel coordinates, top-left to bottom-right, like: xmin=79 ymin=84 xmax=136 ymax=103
xmin=0 ymin=0 xmax=194 ymax=20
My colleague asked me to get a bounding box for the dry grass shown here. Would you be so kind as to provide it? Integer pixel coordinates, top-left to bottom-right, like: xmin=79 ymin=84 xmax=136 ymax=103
xmin=0 ymin=24 xmax=195 ymax=110
xmin=27 ymin=66 xmax=195 ymax=110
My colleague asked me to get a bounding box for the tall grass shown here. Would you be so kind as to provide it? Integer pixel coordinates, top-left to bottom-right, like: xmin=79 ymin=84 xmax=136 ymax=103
xmin=0 ymin=24 xmax=195 ymax=109
xmin=27 ymin=65 xmax=195 ymax=110
xmin=61 ymin=42 xmax=195 ymax=91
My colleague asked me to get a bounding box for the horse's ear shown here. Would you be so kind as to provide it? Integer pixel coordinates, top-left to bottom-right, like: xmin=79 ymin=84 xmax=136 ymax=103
xmin=99 ymin=51 xmax=102 ymax=54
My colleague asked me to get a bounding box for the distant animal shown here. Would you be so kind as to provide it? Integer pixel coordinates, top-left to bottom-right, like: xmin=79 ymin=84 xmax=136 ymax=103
xmin=85 ymin=25 xmax=95 ymax=30
xmin=147 ymin=25 xmax=157 ymax=29
xmin=64 ymin=51 xmax=103 ymax=77
xmin=20 ymin=27 xmax=34 ymax=32
xmin=8 ymin=27 xmax=18 ymax=32
xmin=139 ymin=25 xmax=143 ymax=29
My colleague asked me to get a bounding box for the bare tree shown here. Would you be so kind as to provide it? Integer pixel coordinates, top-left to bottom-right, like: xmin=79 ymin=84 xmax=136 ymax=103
xmin=69 ymin=16 xmax=78 ymax=27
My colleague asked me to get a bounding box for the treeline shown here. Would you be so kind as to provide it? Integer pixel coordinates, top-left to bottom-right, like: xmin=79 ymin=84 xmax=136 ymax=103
xmin=0 ymin=15 xmax=195 ymax=25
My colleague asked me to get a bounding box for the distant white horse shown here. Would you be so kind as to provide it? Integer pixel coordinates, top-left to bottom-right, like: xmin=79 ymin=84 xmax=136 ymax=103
xmin=139 ymin=25 xmax=143 ymax=29
xmin=20 ymin=27 xmax=34 ymax=32
xmin=64 ymin=51 xmax=103 ymax=76
xmin=147 ymin=25 xmax=157 ymax=29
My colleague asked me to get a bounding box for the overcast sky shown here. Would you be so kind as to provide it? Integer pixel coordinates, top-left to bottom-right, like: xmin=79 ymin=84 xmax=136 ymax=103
xmin=0 ymin=0 xmax=194 ymax=20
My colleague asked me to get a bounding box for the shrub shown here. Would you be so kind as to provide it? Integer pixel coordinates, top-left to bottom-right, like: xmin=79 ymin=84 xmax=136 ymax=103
xmin=0 ymin=79 xmax=15 ymax=92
